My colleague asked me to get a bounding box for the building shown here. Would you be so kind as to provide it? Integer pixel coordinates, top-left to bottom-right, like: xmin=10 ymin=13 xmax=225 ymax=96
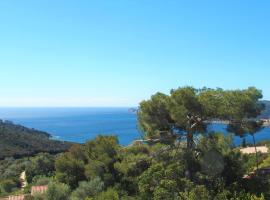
xmin=0 ymin=195 xmax=25 ymax=200
xmin=240 ymin=146 xmax=268 ymax=154
xmin=31 ymin=185 xmax=48 ymax=196
xmin=0 ymin=185 xmax=48 ymax=200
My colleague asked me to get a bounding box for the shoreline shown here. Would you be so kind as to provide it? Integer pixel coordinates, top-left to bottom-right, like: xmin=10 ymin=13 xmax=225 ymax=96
xmin=210 ymin=120 xmax=270 ymax=127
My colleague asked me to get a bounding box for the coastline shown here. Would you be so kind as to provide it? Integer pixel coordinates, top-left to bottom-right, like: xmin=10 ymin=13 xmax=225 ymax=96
xmin=210 ymin=120 xmax=270 ymax=127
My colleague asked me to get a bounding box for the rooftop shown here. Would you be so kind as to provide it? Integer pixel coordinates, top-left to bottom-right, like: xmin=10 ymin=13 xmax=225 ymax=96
xmin=240 ymin=146 xmax=269 ymax=154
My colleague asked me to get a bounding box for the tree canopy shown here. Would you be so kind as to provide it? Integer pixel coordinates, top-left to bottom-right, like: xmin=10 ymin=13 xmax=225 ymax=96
xmin=138 ymin=87 xmax=265 ymax=148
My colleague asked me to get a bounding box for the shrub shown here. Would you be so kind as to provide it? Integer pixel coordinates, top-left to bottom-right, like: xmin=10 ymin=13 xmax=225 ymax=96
xmin=45 ymin=181 xmax=70 ymax=200
xmin=70 ymin=177 xmax=104 ymax=200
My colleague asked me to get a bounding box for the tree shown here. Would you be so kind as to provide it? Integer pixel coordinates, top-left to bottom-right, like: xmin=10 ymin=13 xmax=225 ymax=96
xmin=32 ymin=176 xmax=51 ymax=186
xmin=0 ymin=179 xmax=17 ymax=194
xmin=94 ymin=188 xmax=119 ymax=200
xmin=138 ymin=87 xmax=264 ymax=150
xmin=138 ymin=92 xmax=173 ymax=140
xmin=138 ymin=87 xmax=225 ymax=149
xmin=242 ymin=138 xmax=247 ymax=147
xmin=45 ymin=181 xmax=70 ymax=200
xmin=245 ymin=121 xmax=264 ymax=170
xmin=55 ymin=154 xmax=86 ymax=189
xmin=70 ymin=178 xmax=104 ymax=200
xmin=114 ymin=144 xmax=151 ymax=195
xmin=138 ymin=87 xmax=227 ymax=180
xmin=26 ymin=153 xmax=55 ymax=183
xmin=138 ymin=162 xmax=189 ymax=199
xmin=84 ymin=135 xmax=119 ymax=186
xmin=178 ymin=185 xmax=210 ymax=200
xmin=226 ymin=88 xmax=265 ymax=170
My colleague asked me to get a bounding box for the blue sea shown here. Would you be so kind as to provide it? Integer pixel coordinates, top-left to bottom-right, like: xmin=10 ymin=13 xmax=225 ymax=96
xmin=0 ymin=107 xmax=269 ymax=146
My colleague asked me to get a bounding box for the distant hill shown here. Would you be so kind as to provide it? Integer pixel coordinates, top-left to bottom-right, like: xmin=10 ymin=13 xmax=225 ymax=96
xmin=0 ymin=120 xmax=72 ymax=159
xmin=260 ymin=100 xmax=270 ymax=119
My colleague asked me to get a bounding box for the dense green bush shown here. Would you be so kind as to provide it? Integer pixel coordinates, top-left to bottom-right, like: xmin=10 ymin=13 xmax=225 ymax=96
xmin=0 ymin=179 xmax=18 ymax=194
xmin=70 ymin=178 xmax=104 ymax=200
xmin=94 ymin=188 xmax=119 ymax=200
xmin=26 ymin=153 xmax=55 ymax=183
xmin=45 ymin=181 xmax=70 ymax=200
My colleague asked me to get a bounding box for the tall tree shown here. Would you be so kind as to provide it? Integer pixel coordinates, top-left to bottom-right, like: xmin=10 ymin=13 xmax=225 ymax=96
xmin=138 ymin=87 xmax=222 ymax=148
xmin=228 ymin=120 xmax=264 ymax=171
xmin=225 ymin=87 xmax=265 ymax=170
xmin=138 ymin=92 xmax=173 ymax=141
xmin=138 ymin=87 xmax=264 ymax=151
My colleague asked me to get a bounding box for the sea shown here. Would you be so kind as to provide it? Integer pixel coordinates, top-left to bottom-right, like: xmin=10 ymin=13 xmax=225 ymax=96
xmin=0 ymin=107 xmax=269 ymax=146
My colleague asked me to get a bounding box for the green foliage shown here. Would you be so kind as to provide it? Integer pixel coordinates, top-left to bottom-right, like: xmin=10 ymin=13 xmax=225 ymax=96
xmin=138 ymin=87 xmax=264 ymax=146
xmin=138 ymin=163 xmax=188 ymax=199
xmin=55 ymin=153 xmax=85 ymax=189
xmin=1 ymin=134 xmax=269 ymax=199
xmin=84 ymin=136 xmax=119 ymax=186
xmin=0 ymin=179 xmax=18 ymax=194
xmin=70 ymin=178 xmax=104 ymax=200
xmin=260 ymin=154 xmax=270 ymax=168
xmin=114 ymin=144 xmax=151 ymax=194
xmin=138 ymin=92 xmax=173 ymax=138
xmin=26 ymin=153 xmax=55 ymax=183
xmin=32 ymin=176 xmax=52 ymax=186
xmin=230 ymin=191 xmax=265 ymax=200
xmin=1 ymin=86 xmax=268 ymax=199
xmin=45 ymin=181 xmax=70 ymax=200
xmin=24 ymin=196 xmax=35 ymax=200
xmin=0 ymin=120 xmax=72 ymax=159
xmin=55 ymin=136 xmax=120 ymax=190
xmin=33 ymin=194 xmax=46 ymax=200
xmin=0 ymin=157 xmax=27 ymax=181
xmin=178 ymin=185 xmax=210 ymax=200
xmin=94 ymin=188 xmax=119 ymax=200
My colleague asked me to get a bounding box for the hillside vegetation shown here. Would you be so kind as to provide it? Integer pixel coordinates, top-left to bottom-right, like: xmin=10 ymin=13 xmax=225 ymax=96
xmin=0 ymin=87 xmax=269 ymax=199
xmin=260 ymin=100 xmax=270 ymax=119
xmin=0 ymin=120 xmax=72 ymax=159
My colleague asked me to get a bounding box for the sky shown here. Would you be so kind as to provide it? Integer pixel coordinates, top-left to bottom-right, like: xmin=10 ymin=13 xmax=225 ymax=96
xmin=0 ymin=0 xmax=269 ymax=107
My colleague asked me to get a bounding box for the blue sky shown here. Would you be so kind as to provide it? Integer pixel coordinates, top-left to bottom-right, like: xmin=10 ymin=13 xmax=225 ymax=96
xmin=0 ymin=0 xmax=269 ymax=107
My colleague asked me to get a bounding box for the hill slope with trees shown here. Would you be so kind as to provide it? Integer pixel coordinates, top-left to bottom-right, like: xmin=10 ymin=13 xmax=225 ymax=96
xmin=0 ymin=120 xmax=72 ymax=159
xmin=0 ymin=87 xmax=269 ymax=199
xmin=260 ymin=100 xmax=270 ymax=119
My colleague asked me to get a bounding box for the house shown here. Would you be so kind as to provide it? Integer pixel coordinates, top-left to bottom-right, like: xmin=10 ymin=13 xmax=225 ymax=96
xmin=0 ymin=185 xmax=48 ymax=200
xmin=0 ymin=195 xmax=26 ymax=200
xmin=240 ymin=146 xmax=268 ymax=154
xmin=31 ymin=185 xmax=48 ymax=196
xmin=8 ymin=196 xmax=25 ymax=200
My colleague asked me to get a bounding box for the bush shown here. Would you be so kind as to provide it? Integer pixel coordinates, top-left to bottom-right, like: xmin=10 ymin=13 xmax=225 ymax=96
xmin=94 ymin=188 xmax=119 ymax=200
xmin=70 ymin=177 xmax=104 ymax=200
xmin=0 ymin=179 xmax=18 ymax=194
xmin=32 ymin=176 xmax=51 ymax=186
xmin=26 ymin=153 xmax=55 ymax=183
xmin=45 ymin=181 xmax=70 ymax=200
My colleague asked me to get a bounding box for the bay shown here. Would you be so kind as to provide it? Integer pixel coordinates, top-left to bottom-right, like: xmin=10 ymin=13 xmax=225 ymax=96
xmin=0 ymin=107 xmax=269 ymax=146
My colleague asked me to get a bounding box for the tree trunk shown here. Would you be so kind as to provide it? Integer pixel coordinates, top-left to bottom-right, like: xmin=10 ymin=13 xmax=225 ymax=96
xmin=186 ymin=117 xmax=194 ymax=149
xmin=185 ymin=122 xmax=193 ymax=180
xmin=252 ymin=134 xmax=259 ymax=171
xmin=187 ymin=131 xmax=193 ymax=149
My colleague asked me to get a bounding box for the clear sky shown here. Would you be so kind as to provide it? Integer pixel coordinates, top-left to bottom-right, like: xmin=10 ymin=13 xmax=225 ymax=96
xmin=0 ymin=0 xmax=269 ymax=107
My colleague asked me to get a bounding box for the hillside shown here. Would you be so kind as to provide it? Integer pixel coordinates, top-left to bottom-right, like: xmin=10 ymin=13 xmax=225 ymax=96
xmin=260 ymin=100 xmax=270 ymax=119
xmin=0 ymin=120 xmax=72 ymax=159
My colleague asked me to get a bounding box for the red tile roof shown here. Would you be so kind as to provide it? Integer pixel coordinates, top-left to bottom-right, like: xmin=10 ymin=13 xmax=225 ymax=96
xmin=4 ymin=195 xmax=25 ymax=200
xmin=31 ymin=185 xmax=48 ymax=196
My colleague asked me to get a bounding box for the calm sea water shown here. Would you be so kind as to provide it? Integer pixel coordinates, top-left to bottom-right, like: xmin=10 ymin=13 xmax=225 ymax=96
xmin=0 ymin=107 xmax=268 ymax=146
